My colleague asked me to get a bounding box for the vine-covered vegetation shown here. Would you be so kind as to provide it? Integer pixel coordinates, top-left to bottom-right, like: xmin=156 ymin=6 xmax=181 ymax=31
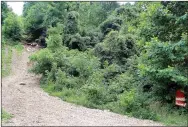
xmin=2 ymin=1 xmax=188 ymax=125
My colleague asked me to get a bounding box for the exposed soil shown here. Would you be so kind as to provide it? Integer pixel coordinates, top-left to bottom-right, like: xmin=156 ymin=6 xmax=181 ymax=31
xmin=2 ymin=45 xmax=164 ymax=126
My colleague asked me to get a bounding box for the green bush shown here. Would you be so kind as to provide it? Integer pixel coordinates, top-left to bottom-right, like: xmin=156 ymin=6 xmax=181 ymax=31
xmin=138 ymin=36 xmax=188 ymax=102
xmin=30 ymin=45 xmax=101 ymax=89
xmin=2 ymin=12 xmax=23 ymax=41
xmin=64 ymin=33 xmax=90 ymax=51
xmin=85 ymin=29 xmax=104 ymax=48
xmin=94 ymin=31 xmax=137 ymax=67
xmin=29 ymin=48 xmax=54 ymax=74
xmin=100 ymin=16 xmax=122 ymax=35
xmin=83 ymin=71 xmax=106 ymax=107
xmin=118 ymin=88 xmax=159 ymax=120
xmin=64 ymin=11 xmax=80 ymax=35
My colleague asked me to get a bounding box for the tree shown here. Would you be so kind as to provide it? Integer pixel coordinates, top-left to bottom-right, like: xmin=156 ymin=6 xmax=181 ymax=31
xmin=1 ymin=2 xmax=11 ymax=24
xmin=23 ymin=2 xmax=36 ymax=17
xmin=23 ymin=2 xmax=49 ymax=40
xmin=138 ymin=1 xmax=188 ymax=42
xmin=137 ymin=2 xmax=188 ymax=103
xmin=78 ymin=2 xmax=119 ymax=31
xmin=138 ymin=36 xmax=188 ymax=102
xmin=43 ymin=2 xmax=68 ymax=27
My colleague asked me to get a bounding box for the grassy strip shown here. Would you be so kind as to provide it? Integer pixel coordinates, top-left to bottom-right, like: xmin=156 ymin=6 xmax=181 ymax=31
xmin=157 ymin=107 xmax=187 ymax=126
xmin=2 ymin=109 xmax=12 ymax=122
xmin=14 ymin=43 xmax=24 ymax=55
xmin=2 ymin=43 xmax=24 ymax=77
xmin=2 ymin=45 xmax=13 ymax=77
xmin=149 ymin=102 xmax=187 ymax=126
xmin=41 ymin=83 xmax=88 ymax=106
xmin=159 ymin=112 xmax=187 ymax=126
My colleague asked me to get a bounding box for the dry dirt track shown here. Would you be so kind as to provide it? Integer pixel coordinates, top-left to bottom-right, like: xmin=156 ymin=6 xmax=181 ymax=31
xmin=2 ymin=45 xmax=164 ymax=126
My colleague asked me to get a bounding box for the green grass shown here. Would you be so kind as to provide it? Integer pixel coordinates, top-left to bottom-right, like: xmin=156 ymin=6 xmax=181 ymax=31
xmin=2 ymin=109 xmax=12 ymax=122
xmin=14 ymin=43 xmax=24 ymax=55
xmin=159 ymin=112 xmax=187 ymax=126
xmin=158 ymin=108 xmax=187 ymax=126
xmin=2 ymin=43 xmax=24 ymax=77
xmin=2 ymin=45 xmax=13 ymax=77
xmin=41 ymin=82 xmax=88 ymax=106
xmin=149 ymin=101 xmax=187 ymax=126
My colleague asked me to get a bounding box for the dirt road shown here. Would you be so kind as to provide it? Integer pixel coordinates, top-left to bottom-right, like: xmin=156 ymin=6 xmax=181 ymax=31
xmin=2 ymin=46 xmax=164 ymax=126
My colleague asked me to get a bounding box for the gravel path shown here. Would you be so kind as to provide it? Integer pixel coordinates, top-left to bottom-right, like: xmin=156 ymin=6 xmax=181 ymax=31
xmin=2 ymin=45 xmax=164 ymax=126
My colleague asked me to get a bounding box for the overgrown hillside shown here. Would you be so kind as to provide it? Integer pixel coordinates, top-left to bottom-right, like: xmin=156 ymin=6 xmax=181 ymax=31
xmin=2 ymin=1 xmax=188 ymax=126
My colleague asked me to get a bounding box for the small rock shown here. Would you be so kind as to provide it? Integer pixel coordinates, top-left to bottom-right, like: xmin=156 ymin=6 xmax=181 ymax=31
xmin=31 ymin=42 xmax=37 ymax=46
xmin=27 ymin=47 xmax=31 ymax=52
xmin=19 ymin=82 xmax=26 ymax=85
xmin=103 ymin=110 xmax=110 ymax=112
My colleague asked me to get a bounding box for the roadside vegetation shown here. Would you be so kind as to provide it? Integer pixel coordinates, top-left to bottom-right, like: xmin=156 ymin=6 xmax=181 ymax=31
xmin=2 ymin=2 xmax=24 ymax=77
xmin=1 ymin=1 xmax=188 ymax=126
xmin=2 ymin=109 xmax=12 ymax=122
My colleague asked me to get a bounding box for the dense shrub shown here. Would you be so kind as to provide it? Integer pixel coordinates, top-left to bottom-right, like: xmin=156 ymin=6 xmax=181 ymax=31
xmin=29 ymin=49 xmax=54 ymax=75
xmin=46 ymin=24 xmax=64 ymax=50
xmin=94 ymin=31 xmax=137 ymax=67
xmin=115 ymin=4 xmax=140 ymax=22
xmin=2 ymin=12 xmax=23 ymax=41
xmin=100 ymin=16 xmax=122 ymax=35
xmin=30 ymin=45 xmax=101 ymax=87
xmin=64 ymin=33 xmax=90 ymax=51
xmin=64 ymin=11 xmax=80 ymax=35
xmin=85 ymin=29 xmax=104 ymax=48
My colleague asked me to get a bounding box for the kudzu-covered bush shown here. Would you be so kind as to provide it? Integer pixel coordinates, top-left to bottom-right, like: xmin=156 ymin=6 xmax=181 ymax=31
xmin=64 ymin=11 xmax=80 ymax=35
xmin=100 ymin=16 xmax=122 ymax=35
xmin=46 ymin=24 xmax=64 ymax=50
xmin=64 ymin=33 xmax=90 ymax=51
xmin=115 ymin=5 xmax=140 ymax=22
xmin=85 ymin=29 xmax=104 ymax=48
xmin=94 ymin=31 xmax=137 ymax=67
